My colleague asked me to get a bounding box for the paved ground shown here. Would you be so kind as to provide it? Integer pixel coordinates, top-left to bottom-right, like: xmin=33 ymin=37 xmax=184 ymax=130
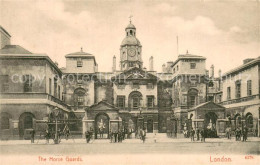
xmin=1 ymin=135 xmax=259 ymax=155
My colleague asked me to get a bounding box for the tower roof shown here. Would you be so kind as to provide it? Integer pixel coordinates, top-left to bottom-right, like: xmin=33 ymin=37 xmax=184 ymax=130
xmin=121 ymin=36 xmax=141 ymax=46
xmin=125 ymin=23 xmax=136 ymax=29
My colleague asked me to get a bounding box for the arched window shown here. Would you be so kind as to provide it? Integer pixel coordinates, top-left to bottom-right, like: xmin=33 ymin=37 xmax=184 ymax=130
xmin=24 ymin=115 xmax=33 ymax=129
xmin=74 ymin=87 xmax=86 ymax=107
xmin=246 ymin=113 xmax=253 ymax=128
xmin=1 ymin=116 xmax=10 ymax=129
xmin=235 ymin=114 xmax=242 ymax=128
xmin=128 ymin=91 xmax=142 ymax=109
xmin=130 ymin=30 xmax=133 ymax=35
xmin=187 ymin=88 xmax=198 ymax=108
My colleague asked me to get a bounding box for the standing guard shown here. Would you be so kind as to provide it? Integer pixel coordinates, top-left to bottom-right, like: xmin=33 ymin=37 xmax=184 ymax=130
xmin=30 ymin=129 xmax=36 ymax=143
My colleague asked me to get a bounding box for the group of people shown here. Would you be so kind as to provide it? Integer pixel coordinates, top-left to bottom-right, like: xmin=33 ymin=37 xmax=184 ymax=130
xmin=225 ymin=126 xmax=249 ymax=141
xmin=29 ymin=127 xmax=71 ymax=144
xmin=189 ymin=128 xmax=206 ymax=142
xmin=44 ymin=127 xmax=70 ymax=144
xmin=109 ymin=129 xmax=126 ymax=143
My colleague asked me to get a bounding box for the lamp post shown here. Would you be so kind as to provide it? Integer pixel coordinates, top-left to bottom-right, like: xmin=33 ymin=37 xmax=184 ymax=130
xmin=54 ymin=107 xmax=60 ymax=144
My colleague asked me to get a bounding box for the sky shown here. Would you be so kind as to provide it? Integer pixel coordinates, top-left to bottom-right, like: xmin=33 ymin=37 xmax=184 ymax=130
xmin=0 ymin=0 xmax=259 ymax=74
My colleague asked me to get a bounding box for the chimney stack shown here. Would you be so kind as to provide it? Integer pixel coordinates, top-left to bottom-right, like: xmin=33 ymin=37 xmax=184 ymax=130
xmin=112 ymin=55 xmax=116 ymax=72
xmin=149 ymin=56 xmax=154 ymax=71
xmin=218 ymin=69 xmax=222 ymax=78
xmin=0 ymin=26 xmax=11 ymax=49
xmin=162 ymin=64 xmax=166 ymax=73
xmin=210 ymin=64 xmax=214 ymax=78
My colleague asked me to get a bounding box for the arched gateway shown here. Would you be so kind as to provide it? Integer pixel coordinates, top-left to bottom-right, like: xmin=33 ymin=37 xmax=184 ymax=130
xmin=95 ymin=113 xmax=110 ymax=139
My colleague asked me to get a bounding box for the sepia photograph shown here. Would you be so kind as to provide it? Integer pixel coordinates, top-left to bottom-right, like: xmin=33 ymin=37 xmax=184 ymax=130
xmin=0 ymin=0 xmax=259 ymax=164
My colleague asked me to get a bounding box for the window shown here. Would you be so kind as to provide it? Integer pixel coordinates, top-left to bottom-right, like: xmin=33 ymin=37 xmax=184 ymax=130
xmin=0 ymin=75 xmax=9 ymax=92
xmin=77 ymin=96 xmax=84 ymax=106
xmin=23 ymin=75 xmax=32 ymax=92
xmin=147 ymin=96 xmax=154 ymax=108
xmin=77 ymin=58 xmax=83 ymax=67
xmin=117 ymin=96 xmax=125 ymax=108
xmin=1 ymin=116 xmax=9 ymax=129
xmin=173 ymin=68 xmax=175 ymax=73
xmin=227 ymin=87 xmax=231 ymax=100
xmin=235 ymin=80 xmax=241 ymax=98
xmin=247 ymin=80 xmax=252 ymax=96
xmin=177 ymin=65 xmax=179 ymax=71
xmin=49 ymin=78 xmax=52 ymax=94
xmin=58 ymin=85 xmax=60 ymax=99
xmin=190 ymin=96 xmax=196 ymax=107
xmin=190 ymin=63 xmax=196 ymax=69
xmin=54 ymin=78 xmax=57 ymax=97
xmin=132 ymin=97 xmax=140 ymax=109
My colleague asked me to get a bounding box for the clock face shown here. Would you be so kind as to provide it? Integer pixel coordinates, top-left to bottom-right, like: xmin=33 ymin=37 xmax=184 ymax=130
xmin=128 ymin=48 xmax=136 ymax=57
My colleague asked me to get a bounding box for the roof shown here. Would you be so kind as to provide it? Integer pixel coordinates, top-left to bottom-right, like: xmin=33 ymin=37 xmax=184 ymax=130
xmin=65 ymin=51 xmax=93 ymax=57
xmin=0 ymin=45 xmax=32 ymax=54
xmin=0 ymin=26 xmax=11 ymax=37
xmin=222 ymin=56 xmax=260 ymax=78
xmin=121 ymin=36 xmax=141 ymax=46
xmin=65 ymin=49 xmax=97 ymax=65
xmin=88 ymin=100 xmax=118 ymax=111
xmin=125 ymin=23 xmax=136 ymax=29
xmin=171 ymin=53 xmax=206 ymax=68
xmin=188 ymin=101 xmax=225 ymax=112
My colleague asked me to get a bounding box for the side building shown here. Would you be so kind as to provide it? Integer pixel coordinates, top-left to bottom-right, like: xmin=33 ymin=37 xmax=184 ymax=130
xmin=0 ymin=27 xmax=72 ymax=140
xmin=220 ymin=57 xmax=260 ymax=137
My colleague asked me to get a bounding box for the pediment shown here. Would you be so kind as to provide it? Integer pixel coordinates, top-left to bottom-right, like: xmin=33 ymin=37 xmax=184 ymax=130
xmin=189 ymin=101 xmax=225 ymax=112
xmin=89 ymin=100 xmax=118 ymax=111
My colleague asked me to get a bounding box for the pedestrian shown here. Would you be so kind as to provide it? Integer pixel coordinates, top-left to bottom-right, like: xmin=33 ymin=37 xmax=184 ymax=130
xmin=45 ymin=129 xmax=50 ymax=144
xmin=30 ymin=129 xmax=35 ymax=143
xmin=196 ymin=128 xmax=200 ymax=141
xmin=64 ymin=128 xmax=70 ymax=140
xmin=140 ymin=129 xmax=146 ymax=143
xmin=200 ymin=129 xmax=205 ymax=142
xmin=118 ymin=130 xmax=121 ymax=143
xmin=85 ymin=131 xmax=89 ymax=143
xmin=57 ymin=128 xmax=62 ymax=143
xmin=242 ymin=126 xmax=248 ymax=142
xmin=239 ymin=128 xmax=242 ymax=141
xmin=190 ymin=128 xmax=195 ymax=142
xmin=109 ymin=130 xmax=113 ymax=143
xmin=114 ymin=131 xmax=118 ymax=143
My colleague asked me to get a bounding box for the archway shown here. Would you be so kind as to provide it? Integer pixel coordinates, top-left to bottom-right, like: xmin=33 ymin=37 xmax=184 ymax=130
xmin=95 ymin=113 xmax=109 ymax=139
xmin=147 ymin=119 xmax=153 ymax=133
xmin=19 ymin=112 xmax=35 ymax=139
xmin=204 ymin=112 xmax=218 ymax=138
xmin=245 ymin=113 xmax=254 ymax=135
xmin=234 ymin=113 xmax=242 ymax=129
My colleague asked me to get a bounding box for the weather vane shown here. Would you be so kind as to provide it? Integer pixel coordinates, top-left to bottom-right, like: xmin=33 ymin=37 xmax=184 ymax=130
xmin=129 ymin=15 xmax=133 ymax=23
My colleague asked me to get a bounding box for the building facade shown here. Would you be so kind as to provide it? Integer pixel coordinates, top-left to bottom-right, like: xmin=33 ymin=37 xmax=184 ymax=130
xmin=0 ymin=22 xmax=259 ymax=140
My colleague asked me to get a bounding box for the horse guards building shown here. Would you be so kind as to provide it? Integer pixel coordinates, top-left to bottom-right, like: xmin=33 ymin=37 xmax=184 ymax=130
xmin=0 ymin=21 xmax=259 ymax=140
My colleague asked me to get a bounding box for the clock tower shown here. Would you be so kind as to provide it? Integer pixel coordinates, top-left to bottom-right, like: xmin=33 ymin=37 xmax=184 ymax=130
xmin=120 ymin=21 xmax=143 ymax=71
